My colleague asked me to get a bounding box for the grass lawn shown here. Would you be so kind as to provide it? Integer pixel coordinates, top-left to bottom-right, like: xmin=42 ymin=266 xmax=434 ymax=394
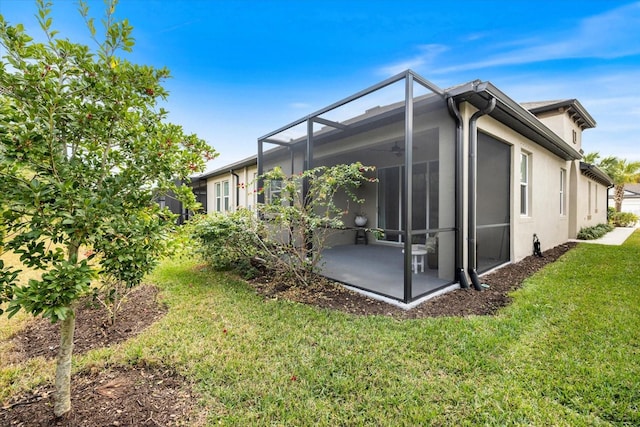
xmin=2 ymin=231 xmax=639 ymax=425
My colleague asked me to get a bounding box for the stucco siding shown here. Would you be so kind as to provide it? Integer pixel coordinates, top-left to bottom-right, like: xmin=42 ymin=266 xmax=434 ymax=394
xmin=474 ymin=112 xmax=570 ymax=263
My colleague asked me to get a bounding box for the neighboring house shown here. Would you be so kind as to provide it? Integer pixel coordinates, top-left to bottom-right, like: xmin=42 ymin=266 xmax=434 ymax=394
xmin=609 ymin=183 xmax=640 ymax=217
xmin=177 ymin=70 xmax=610 ymax=304
xmin=167 ymin=155 xmax=258 ymax=220
xmin=193 ymin=155 xmax=258 ymax=214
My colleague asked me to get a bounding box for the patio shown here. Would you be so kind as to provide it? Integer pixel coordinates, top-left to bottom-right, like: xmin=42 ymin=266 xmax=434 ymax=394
xmin=320 ymin=244 xmax=452 ymax=301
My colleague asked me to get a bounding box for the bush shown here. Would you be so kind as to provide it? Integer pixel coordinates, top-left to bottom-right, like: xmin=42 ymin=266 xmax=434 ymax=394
xmin=187 ymin=210 xmax=264 ymax=278
xmin=610 ymin=211 xmax=638 ymax=227
xmin=577 ymin=223 xmax=614 ymax=240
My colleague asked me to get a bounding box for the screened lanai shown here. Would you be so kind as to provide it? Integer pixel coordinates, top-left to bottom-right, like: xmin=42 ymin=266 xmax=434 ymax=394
xmin=257 ymin=70 xmax=459 ymax=303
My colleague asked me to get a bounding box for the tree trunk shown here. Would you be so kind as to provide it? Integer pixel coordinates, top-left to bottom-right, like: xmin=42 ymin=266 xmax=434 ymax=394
xmin=54 ymin=242 xmax=80 ymax=418
xmin=54 ymin=309 xmax=75 ymax=417
xmin=614 ymin=184 xmax=625 ymax=212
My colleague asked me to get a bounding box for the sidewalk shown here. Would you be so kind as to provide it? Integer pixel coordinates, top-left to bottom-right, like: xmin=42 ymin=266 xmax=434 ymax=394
xmin=570 ymin=226 xmax=637 ymax=246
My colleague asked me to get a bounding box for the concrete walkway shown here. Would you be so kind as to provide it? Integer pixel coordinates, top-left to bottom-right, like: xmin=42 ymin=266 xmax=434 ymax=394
xmin=570 ymin=226 xmax=637 ymax=246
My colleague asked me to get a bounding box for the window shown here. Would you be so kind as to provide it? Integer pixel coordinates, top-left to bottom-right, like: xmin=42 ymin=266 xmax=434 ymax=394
xmin=265 ymin=179 xmax=283 ymax=205
xmin=215 ymin=183 xmax=221 ymax=211
xmin=250 ymin=172 xmax=257 ymax=210
xmin=588 ymin=181 xmax=592 ymax=215
xmin=572 ymin=129 xmax=577 ymax=144
xmin=223 ymin=180 xmax=230 ymax=211
xmin=520 ymin=152 xmax=530 ymax=216
xmin=560 ymin=168 xmax=566 ymax=215
xmin=215 ymin=180 xmax=230 ymax=212
xmin=595 ymin=184 xmax=598 ymax=213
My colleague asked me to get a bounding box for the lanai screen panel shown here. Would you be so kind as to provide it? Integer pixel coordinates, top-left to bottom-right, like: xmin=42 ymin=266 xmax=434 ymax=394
xmin=477 ymin=132 xmax=511 ymax=272
xmin=313 ymin=79 xmax=407 ymax=241
xmin=258 ymin=71 xmax=455 ymax=302
xmin=260 ymin=121 xmax=308 ymax=176
xmin=409 ymin=79 xmax=456 ymax=297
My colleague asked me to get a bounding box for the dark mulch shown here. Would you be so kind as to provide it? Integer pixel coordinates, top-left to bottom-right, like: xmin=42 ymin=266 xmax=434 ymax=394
xmin=0 ymin=366 xmax=203 ymax=427
xmin=1 ymin=285 xmax=203 ymax=426
xmin=6 ymin=285 xmax=167 ymax=363
xmin=1 ymin=242 xmax=575 ymax=425
xmin=251 ymin=242 xmax=577 ymax=319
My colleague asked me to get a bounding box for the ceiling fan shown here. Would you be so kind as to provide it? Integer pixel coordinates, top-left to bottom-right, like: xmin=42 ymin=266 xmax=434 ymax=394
xmin=369 ymin=141 xmax=416 ymax=157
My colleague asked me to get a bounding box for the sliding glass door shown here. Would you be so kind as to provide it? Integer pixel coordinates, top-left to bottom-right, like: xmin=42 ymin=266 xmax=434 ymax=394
xmin=377 ymin=162 xmax=435 ymax=243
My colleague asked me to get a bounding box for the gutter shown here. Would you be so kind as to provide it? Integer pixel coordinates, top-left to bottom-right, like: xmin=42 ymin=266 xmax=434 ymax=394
xmin=230 ymin=170 xmax=240 ymax=209
xmin=448 ymin=81 xmax=582 ymax=161
xmin=446 ymin=96 xmax=470 ymax=289
xmin=468 ymin=97 xmax=496 ymax=291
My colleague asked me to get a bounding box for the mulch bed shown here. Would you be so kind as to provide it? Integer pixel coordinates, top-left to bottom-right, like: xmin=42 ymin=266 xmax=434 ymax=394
xmin=0 ymin=366 xmax=203 ymax=427
xmin=5 ymin=285 xmax=167 ymax=363
xmin=1 ymin=242 xmax=575 ymax=425
xmin=251 ymin=242 xmax=577 ymax=318
xmin=1 ymin=285 xmax=203 ymax=427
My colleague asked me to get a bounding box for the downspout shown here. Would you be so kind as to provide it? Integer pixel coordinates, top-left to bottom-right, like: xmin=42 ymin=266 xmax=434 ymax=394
xmin=230 ymin=170 xmax=240 ymax=209
xmin=446 ymin=97 xmax=470 ymax=289
xmin=468 ymin=97 xmax=496 ymax=291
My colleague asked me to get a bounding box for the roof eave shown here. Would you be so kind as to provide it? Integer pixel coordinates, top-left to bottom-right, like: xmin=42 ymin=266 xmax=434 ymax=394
xmin=580 ymin=162 xmax=614 ymax=187
xmin=192 ymin=154 xmax=258 ymax=182
xmin=448 ymin=82 xmax=583 ymax=161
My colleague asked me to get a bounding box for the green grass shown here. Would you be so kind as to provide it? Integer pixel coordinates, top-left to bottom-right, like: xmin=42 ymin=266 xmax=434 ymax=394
xmin=2 ymin=232 xmax=639 ymax=425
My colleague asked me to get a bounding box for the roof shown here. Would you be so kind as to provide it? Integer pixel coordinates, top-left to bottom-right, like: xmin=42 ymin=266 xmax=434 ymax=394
xmin=191 ymin=154 xmax=257 ymax=182
xmin=623 ymin=183 xmax=640 ymax=195
xmin=520 ymin=99 xmax=596 ymax=130
xmin=447 ymin=80 xmax=584 ymax=161
xmin=580 ymin=162 xmax=614 ymax=187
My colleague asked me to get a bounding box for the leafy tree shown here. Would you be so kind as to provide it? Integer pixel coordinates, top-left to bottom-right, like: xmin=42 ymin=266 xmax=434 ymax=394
xmin=598 ymin=156 xmax=640 ymax=212
xmin=91 ymin=207 xmax=171 ymax=326
xmin=0 ymin=0 xmax=215 ymax=418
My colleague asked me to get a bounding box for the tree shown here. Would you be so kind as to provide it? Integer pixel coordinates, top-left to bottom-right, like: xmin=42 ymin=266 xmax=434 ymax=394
xmin=582 ymin=151 xmax=601 ymax=165
xmin=598 ymin=156 xmax=640 ymax=212
xmin=0 ymin=0 xmax=215 ymax=418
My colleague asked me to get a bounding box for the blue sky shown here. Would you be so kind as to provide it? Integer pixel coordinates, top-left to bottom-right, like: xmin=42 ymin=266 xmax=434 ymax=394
xmin=1 ymin=0 xmax=639 ymax=170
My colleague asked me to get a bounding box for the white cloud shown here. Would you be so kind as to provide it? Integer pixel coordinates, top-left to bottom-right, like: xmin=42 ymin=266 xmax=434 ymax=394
xmin=378 ymin=44 xmax=449 ymax=76
xmin=433 ymin=2 xmax=640 ymax=74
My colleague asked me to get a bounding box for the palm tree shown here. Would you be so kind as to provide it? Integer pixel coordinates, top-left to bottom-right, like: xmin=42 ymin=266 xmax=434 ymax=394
xmin=582 ymin=151 xmax=601 ymax=164
xmin=598 ymin=156 xmax=640 ymax=212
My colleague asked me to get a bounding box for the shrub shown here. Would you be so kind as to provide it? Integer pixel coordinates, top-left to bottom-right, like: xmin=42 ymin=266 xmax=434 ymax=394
xmin=187 ymin=163 xmax=377 ymax=285
xmin=610 ymin=211 xmax=638 ymax=227
xmin=577 ymin=223 xmax=614 ymax=240
xmin=187 ymin=210 xmax=264 ymax=278
xmin=258 ymin=163 xmax=377 ymax=285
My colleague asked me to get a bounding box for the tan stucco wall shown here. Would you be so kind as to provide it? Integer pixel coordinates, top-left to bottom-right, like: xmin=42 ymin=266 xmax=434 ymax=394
xmin=532 ymin=110 xmax=583 ymax=152
xmin=205 ymin=164 xmax=259 ymax=213
xmin=574 ymin=166 xmax=609 ymax=232
xmin=463 ymin=103 xmax=573 ymax=264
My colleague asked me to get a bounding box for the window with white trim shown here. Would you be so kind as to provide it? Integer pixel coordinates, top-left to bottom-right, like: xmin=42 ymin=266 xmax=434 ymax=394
xmin=215 ymin=180 xmax=230 ymax=212
xmin=250 ymin=172 xmax=257 ymax=210
xmin=560 ymin=168 xmax=566 ymax=216
xmin=215 ymin=182 xmax=221 ymax=212
xmin=520 ymin=152 xmax=530 ymax=216
xmin=588 ymin=181 xmax=592 ymax=215
xmin=265 ymin=179 xmax=283 ymax=205
xmin=223 ymin=180 xmax=230 ymax=211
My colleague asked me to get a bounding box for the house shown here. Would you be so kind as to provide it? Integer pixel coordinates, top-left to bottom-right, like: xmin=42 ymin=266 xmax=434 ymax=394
xmin=187 ymin=70 xmax=611 ymax=305
xmin=609 ymin=183 xmax=640 ymax=216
